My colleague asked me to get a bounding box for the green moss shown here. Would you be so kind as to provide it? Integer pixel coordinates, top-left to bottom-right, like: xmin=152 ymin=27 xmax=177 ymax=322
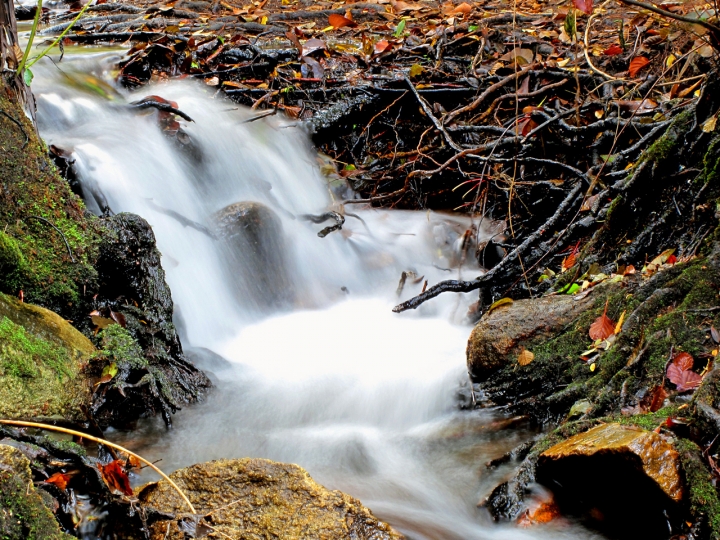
xmin=643 ymin=109 xmax=693 ymax=164
xmin=0 ymin=314 xmax=90 ymax=421
xmin=100 ymin=324 xmax=147 ymax=370
xmin=675 ymin=439 xmax=720 ymax=537
xmin=0 ymin=317 xmax=72 ymax=381
xmin=0 ymin=95 xmax=100 ymax=316
xmin=0 ymin=445 xmax=71 ymax=540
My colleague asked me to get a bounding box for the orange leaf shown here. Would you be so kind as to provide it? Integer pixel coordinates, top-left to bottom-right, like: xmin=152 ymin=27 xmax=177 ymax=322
xmin=628 ymin=56 xmax=650 ymax=77
xmin=97 ymin=460 xmax=133 ymax=496
xmin=561 ymin=252 xmax=576 ymax=271
xmin=604 ymin=44 xmax=622 ymax=56
xmin=452 ymin=2 xmax=472 ymax=15
xmin=328 ymin=13 xmax=357 ymax=28
xmin=589 ymin=300 xmax=615 ymax=341
xmin=45 ymin=472 xmax=71 ymax=491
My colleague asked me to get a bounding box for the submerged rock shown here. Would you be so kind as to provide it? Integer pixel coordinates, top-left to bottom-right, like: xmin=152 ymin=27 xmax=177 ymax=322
xmin=138 ymin=457 xmax=403 ymax=539
xmin=467 ymin=293 xmax=596 ymax=381
xmin=214 ymin=201 xmax=295 ymax=311
xmin=537 ymin=423 xmax=683 ymax=538
xmin=0 ymin=293 xmax=93 ymax=422
xmin=0 ymin=444 xmax=72 ymax=539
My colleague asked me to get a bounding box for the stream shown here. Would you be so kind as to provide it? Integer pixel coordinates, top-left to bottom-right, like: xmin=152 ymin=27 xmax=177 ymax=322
xmin=30 ymin=51 xmax=603 ymax=540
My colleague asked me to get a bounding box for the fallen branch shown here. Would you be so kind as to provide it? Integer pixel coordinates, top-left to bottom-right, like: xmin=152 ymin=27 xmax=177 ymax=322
xmin=393 ymin=179 xmax=584 ymax=312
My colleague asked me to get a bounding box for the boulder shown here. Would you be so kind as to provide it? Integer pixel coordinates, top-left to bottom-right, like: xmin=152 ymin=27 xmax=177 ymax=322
xmin=138 ymin=457 xmax=403 ymax=540
xmin=95 ymin=213 xmax=211 ymax=426
xmin=0 ymin=293 xmax=93 ymax=422
xmin=537 ymin=423 xmax=683 ymax=538
xmin=214 ymin=201 xmax=294 ymax=311
xmin=0 ymin=444 xmax=73 ymax=539
xmin=467 ymin=293 xmax=596 ymax=381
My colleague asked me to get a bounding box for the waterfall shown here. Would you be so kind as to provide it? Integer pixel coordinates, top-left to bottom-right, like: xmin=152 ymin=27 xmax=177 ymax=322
xmin=32 ymin=53 xmax=598 ymax=540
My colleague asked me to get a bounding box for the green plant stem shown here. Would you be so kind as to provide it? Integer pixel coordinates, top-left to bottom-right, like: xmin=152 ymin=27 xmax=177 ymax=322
xmin=17 ymin=0 xmax=43 ymax=75
xmin=26 ymin=0 xmax=92 ymax=69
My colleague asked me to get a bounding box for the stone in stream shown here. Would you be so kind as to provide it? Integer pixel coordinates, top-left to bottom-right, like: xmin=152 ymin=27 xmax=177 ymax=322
xmin=466 ymin=292 xmax=597 ymax=381
xmin=214 ymin=201 xmax=295 ymax=312
xmin=137 ymin=457 xmax=404 ymax=539
xmin=0 ymin=444 xmax=73 ymax=539
xmin=536 ymin=423 xmax=683 ymax=538
xmin=0 ymin=292 xmax=94 ymax=423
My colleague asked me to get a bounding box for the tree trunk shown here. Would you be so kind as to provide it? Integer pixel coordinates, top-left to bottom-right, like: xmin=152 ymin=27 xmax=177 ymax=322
xmin=1 ymin=0 xmax=34 ymax=114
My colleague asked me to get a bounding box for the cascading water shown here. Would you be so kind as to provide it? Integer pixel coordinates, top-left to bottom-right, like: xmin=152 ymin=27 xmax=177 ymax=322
xmin=31 ymin=53 xmax=601 ymax=540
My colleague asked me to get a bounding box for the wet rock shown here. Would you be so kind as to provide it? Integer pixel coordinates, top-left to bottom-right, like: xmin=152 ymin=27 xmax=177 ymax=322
xmin=0 ymin=293 xmax=93 ymax=423
xmin=467 ymin=293 xmax=597 ymax=381
xmin=0 ymin=444 xmax=72 ymax=539
xmin=138 ymin=457 xmax=404 ymax=539
xmin=214 ymin=201 xmax=294 ymax=311
xmin=537 ymin=423 xmax=683 ymax=539
xmin=94 ymin=213 xmax=210 ymax=427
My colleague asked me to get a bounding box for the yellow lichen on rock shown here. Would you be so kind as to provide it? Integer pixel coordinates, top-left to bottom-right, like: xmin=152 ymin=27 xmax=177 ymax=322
xmin=137 ymin=457 xmax=404 ymax=539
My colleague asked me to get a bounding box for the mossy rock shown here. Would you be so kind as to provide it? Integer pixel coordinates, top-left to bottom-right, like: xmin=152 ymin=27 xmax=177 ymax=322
xmin=137 ymin=457 xmax=404 ymax=540
xmin=0 ymin=444 xmax=72 ymax=540
xmin=0 ymin=293 xmax=93 ymax=422
xmin=0 ymin=95 xmax=99 ymax=317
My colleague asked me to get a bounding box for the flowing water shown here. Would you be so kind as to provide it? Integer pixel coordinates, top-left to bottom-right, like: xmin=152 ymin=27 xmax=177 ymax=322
xmin=30 ymin=53 xmax=601 ymax=540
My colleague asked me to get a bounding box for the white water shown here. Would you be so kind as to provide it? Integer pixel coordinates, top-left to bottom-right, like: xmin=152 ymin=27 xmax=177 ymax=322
xmin=32 ymin=54 xmax=600 ymax=540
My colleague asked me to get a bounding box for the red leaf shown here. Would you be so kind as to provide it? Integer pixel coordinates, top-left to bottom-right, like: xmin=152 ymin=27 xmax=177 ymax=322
xmin=589 ymin=300 xmax=615 ymax=341
xmin=641 ymin=385 xmax=668 ymax=413
xmin=45 ymin=472 xmax=71 ymax=491
xmin=97 ymin=460 xmax=133 ymax=496
xmin=672 ymin=351 xmax=694 ymax=371
xmin=628 ymin=56 xmax=650 ymax=77
xmin=573 ymin=0 xmax=593 ymax=14
xmin=374 ymin=39 xmax=392 ymax=55
xmin=603 ymin=44 xmax=623 ymax=56
xmin=667 ymin=352 xmax=703 ymax=392
xmin=667 ymin=366 xmax=703 ymax=391
xmin=561 ymin=252 xmax=576 ymax=270
xmin=328 ymin=13 xmax=357 ymax=28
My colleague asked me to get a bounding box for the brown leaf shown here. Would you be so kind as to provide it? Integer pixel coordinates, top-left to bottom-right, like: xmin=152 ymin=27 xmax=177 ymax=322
xmin=90 ymin=310 xmax=116 ymax=330
xmin=711 ymin=326 xmax=720 ymax=344
xmin=110 ymin=310 xmax=126 ymax=328
xmin=628 ymin=56 xmax=650 ymax=77
xmin=97 ymin=460 xmax=133 ymax=496
xmin=328 ymin=13 xmax=357 ymax=28
xmin=641 ymin=385 xmax=668 ymax=413
xmin=301 ymin=38 xmax=328 ymax=57
xmin=589 ymin=300 xmax=615 ymax=341
xmin=374 ymin=39 xmax=392 ymax=55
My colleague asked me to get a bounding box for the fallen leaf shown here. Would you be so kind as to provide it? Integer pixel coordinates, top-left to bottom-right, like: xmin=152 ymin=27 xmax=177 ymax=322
xmin=702 ymin=112 xmax=718 ymax=133
xmin=409 ymin=63 xmax=424 ymax=77
xmin=589 ymin=300 xmax=615 ymax=341
xmin=328 ymin=13 xmax=357 ymax=28
xmin=109 ymin=310 xmax=126 ymax=328
xmin=614 ymin=310 xmax=626 ymax=334
xmin=97 ymin=460 xmax=133 ymax=496
xmin=301 ymin=38 xmax=328 ymax=57
xmin=603 ymin=44 xmax=623 ymax=56
xmin=712 ymin=326 xmax=720 ymax=344
xmin=374 ymin=39 xmax=392 ymax=55
xmin=667 ymin=352 xmax=703 ymax=392
xmin=573 ymin=0 xmax=593 ymax=15
xmin=641 ymin=385 xmax=668 ymax=412
xmin=518 ymin=349 xmax=535 ymax=366
xmin=90 ymin=310 xmax=116 ymax=331
xmin=629 ymin=56 xmax=650 ymax=77
xmin=451 ymin=2 xmax=472 ymax=15
xmin=45 ymin=472 xmax=72 ymax=491
xmin=487 ymin=297 xmax=513 ymax=314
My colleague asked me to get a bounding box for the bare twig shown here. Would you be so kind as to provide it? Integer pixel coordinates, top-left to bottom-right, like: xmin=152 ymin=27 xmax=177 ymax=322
xmin=25 ymin=216 xmax=75 ymax=262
